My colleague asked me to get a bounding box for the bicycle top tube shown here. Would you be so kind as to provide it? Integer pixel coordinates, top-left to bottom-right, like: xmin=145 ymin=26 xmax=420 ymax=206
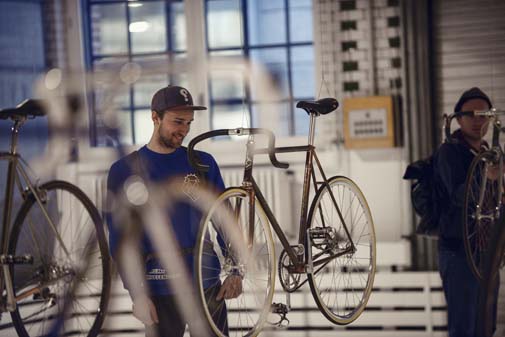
xmin=187 ymin=127 xmax=290 ymax=172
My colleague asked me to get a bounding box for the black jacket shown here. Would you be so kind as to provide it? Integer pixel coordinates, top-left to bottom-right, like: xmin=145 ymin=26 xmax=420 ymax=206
xmin=433 ymin=130 xmax=478 ymax=244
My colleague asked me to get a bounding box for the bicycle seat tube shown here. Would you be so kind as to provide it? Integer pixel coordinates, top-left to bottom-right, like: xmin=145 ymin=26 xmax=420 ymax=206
xmin=298 ymin=113 xmax=318 ymax=245
xmin=0 ymin=118 xmax=25 ymax=311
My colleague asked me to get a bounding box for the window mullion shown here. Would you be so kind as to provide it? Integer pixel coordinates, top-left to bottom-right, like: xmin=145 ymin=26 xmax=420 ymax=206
xmin=284 ymin=0 xmax=294 ymax=135
xmin=241 ymin=0 xmax=253 ymax=127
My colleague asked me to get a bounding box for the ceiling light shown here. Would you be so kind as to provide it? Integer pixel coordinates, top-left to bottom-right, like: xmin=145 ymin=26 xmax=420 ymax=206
xmin=129 ymin=21 xmax=150 ymax=33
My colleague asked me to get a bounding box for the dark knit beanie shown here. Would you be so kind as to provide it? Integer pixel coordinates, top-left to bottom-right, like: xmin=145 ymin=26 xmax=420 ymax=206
xmin=454 ymin=87 xmax=492 ymax=112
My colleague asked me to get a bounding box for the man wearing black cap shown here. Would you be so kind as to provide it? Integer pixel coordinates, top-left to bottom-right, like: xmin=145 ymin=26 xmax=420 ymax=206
xmin=107 ymin=86 xmax=241 ymax=336
xmin=433 ymin=87 xmax=497 ymax=337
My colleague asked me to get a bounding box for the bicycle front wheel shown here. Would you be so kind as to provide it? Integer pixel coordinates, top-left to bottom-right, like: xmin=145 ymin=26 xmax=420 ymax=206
xmin=307 ymin=176 xmax=376 ymax=325
xmin=195 ymin=187 xmax=275 ymax=337
xmin=463 ymin=151 xmax=502 ymax=281
xmin=8 ymin=180 xmax=111 ymax=337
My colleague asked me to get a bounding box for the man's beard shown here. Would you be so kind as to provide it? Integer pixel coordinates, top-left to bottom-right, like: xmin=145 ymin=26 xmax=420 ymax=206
xmin=158 ymin=129 xmax=181 ymax=149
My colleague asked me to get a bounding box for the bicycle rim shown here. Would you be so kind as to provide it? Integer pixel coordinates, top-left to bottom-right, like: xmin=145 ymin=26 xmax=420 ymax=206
xmin=195 ymin=188 xmax=275 ymax=337
xmin=307 ymin=176 xmax=376 ymax=325
xmin=463 ymin=152 xmax=501 ymax=281
xmin=9 ymin=180 xmax=110 ymax=337
xmin=477 ymin=212 xmax=504 ymax=337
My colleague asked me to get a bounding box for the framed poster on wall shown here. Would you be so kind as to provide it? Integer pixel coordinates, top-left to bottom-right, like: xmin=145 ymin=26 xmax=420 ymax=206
xmin=343 ymin=96 xmax=395 ymax=149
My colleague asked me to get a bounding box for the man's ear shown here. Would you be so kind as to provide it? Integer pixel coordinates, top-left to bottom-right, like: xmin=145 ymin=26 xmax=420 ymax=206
xmin=152 ymin=111 xmax=160 ymax=125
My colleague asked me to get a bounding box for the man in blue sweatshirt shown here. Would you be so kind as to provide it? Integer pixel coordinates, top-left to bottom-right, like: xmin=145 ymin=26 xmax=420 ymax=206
xmin=107 ymin=85 xmax=241 ymax=337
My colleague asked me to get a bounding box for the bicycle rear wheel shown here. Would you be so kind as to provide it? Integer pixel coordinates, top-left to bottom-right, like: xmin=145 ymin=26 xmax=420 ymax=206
xmin=8 ymin=180 xmax=111 ymax=337
xmin=195 ymin=187 xmax=275 ymax=337
xmin=463 ymin=151 xmax=502 ymax=281
xmin=307 ymin=176 xmax=376 ymax=325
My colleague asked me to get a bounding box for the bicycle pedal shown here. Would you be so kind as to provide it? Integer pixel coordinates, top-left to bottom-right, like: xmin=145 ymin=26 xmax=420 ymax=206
xmin=268 ymin=302 xmax=290 ymax=328
xmin=0 ymin=254 xmax=34 ymax=265
xmin=270 ymin=302 xmax=289 ymax=314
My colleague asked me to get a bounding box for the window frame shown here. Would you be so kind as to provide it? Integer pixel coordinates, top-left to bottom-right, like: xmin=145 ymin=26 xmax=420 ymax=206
xmin=204 ymin=0 xmax=315 ymax=137
xmin=83 ymin=0 xmax=185 ymax=146
xmin=82 ymin=0 xmax=315 ymax=147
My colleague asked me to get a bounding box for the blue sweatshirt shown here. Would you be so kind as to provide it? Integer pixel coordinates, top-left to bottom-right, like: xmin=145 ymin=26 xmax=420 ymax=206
xmin=106 ymin=145 xmax=225 ymax=297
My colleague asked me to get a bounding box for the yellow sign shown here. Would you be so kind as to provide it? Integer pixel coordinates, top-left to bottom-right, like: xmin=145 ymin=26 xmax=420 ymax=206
xmin=343 ymin=96 xmax=395 ymax=149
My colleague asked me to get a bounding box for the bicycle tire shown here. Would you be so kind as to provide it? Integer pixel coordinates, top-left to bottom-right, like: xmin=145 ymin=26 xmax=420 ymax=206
xmin=8 ymin=180 xmax=111 ymax=337
xmin=307 ymin=176 xmax=376 ymax=325
xmin=195 ymin=187 xmax=276 ymax=337
xmin=463 ymin=151 xmax=502 ymax=281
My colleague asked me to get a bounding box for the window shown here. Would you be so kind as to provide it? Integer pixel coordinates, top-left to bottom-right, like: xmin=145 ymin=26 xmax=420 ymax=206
xmin=84 ymin=0 xmax=315 ymax=145
xmin=85 ymin=0 xmax=186 ymax=146
xmin=205 ymin=0 xmax=314 ymax=136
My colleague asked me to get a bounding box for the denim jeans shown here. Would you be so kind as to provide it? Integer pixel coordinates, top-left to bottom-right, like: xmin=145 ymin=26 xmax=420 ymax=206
xmin=145 ymin=285 xmax=228 ymax=337
xmin=438 ymin=241 xmax=497 ymax=337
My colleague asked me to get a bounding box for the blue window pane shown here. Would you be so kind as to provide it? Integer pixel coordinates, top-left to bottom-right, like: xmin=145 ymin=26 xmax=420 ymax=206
xmin=294 ymin=103 xmax=309 ymax=136
xmin=291 ymin=46 xmax=315 ymax=98
xmin=209 ymin=69 xmax=246 ymax=101
xmin=91 ymin=4 xmax=128 ymax=55
xmin=247 ymin=0 xmax=286 ymax=46
xmin=289 ymin=0 xmax=313 ymax=43
xmin=134 ymin=73 xmax=168 ymax=108
xmin=170 ymin=1 xmax=186 ymax=51
xmin=0 ymin=1 xmax=45 ymax=69
xmin=118 ymin=109 xmax=133 ymax=145
xmin=134 ymin=109 xmax=153 ymax=144
xmin=211 ymin=104 xmax=250 ymax=130
xmin=129 ymin=1 xmax=167 ymax=53
xmin=252 ymin=102 xmax=290 ymax=137
xmin=207 ymin=0 xmax=243 ymax=49
xmin=171 ymin=73 xmax=190 ymax=90
xmin=249 ymin=47 xmax=289 ymax=99
xmin=93 ymin=59 xmax=131 ymax=110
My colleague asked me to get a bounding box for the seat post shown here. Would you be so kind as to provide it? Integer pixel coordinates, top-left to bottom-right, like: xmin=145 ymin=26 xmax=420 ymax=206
xmin=308 ymin=113 xmax=317 ymax=146
xmin=9 ymin=119 xmax=23 ymax=155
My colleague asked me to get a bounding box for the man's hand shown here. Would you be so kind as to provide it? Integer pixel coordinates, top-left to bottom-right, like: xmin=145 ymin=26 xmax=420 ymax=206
xmin=216 ymin=275 xmax=243 ymax=300
xmin=132 ymin=295 xmax=159 ymax=326
xmin=486 ymin=163 xmax=504 ymax=181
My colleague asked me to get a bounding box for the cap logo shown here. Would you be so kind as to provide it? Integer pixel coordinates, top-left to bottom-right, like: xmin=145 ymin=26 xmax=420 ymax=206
xmin=180 ymin=89 xmax=189 ymax=102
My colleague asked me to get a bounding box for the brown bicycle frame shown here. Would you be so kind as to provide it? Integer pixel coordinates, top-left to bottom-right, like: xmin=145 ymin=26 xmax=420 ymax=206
xmin=241 ymin=139 xmax=356 ymax=271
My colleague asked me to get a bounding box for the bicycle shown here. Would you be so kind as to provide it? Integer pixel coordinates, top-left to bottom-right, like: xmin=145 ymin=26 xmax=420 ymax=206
xmin=0 ymin=99 xmax=111 ymax=337
xmin=444 ymin=108 xmax=505 ymax=282
xmin=188 ymin=98 xmax=377 ymax=336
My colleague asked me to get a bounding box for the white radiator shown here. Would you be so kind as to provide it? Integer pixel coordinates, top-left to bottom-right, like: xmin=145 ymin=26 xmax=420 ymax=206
xmin=61 ymin=164 xmax=295 ymax=238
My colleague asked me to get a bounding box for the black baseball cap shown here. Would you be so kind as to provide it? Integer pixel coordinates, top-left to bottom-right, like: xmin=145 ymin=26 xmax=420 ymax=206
xmin=151 ymin=85 xmax=207 ymax=113
xmin=454 ymin=87 xmax=492 ymax=113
